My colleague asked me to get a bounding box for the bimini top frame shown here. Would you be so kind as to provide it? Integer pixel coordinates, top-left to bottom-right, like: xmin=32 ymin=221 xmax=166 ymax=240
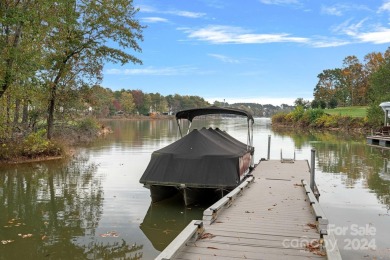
xmin=175 ymin=106 xmax=255 ymax=165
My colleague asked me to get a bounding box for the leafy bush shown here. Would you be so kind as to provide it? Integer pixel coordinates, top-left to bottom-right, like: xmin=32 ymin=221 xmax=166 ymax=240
xmin=21 ymin=129 xmax=61 ymax=158
xmin=0 ymin=142 xmax=15 ymax=160
xmin=314 ymin=114 xmax=333 ymax=127
xmin=271 ymin=107 xmax=368 ymax=131
xmin=291 ymin=105 xmax=305 ymax=122
xmin=271 ymin=113 xmax=288 ymax=124
xmin=367 ymin=104 xmax=384 ymax=128
xmin=76 ymin=117 xmax=100 ymax=135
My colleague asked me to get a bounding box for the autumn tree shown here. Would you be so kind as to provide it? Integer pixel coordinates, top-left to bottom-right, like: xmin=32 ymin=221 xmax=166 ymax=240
xmin=341 ymin=56 xmax=368 ymax=106
xmin=313 ymin=69 xmax=343 ymax=108
xmin=119 ymin=91 xmax=135 ymax=114
xmin=0 ymin=1 xmax=52 ymax=137
xmin=149 ymin=92 xmax=168 ymax=113
xmin=131 ymin=90 xmax=144 ymax=114
xmin=41 ymin=0 xmax=144 ymax=139
xmin=364 ymin=52 xmax=386 ymax=76
xmin=84 ymin=85 xmax=115 ymax=117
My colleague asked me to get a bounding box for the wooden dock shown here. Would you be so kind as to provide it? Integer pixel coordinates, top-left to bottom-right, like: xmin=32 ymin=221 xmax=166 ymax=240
xmin=367 ymin=135 xmax=390 ymax=149
xmin=156 ymin=160 xmax=342 ymax=260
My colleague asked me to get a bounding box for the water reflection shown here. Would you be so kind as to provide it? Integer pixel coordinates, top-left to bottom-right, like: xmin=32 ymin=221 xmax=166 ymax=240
xmin=273 ymin=127 xmax=390 ymax=209
xmin=0 ymin=155 xmax=143 ymax=259
xmin=369 ymin=159 xmax=390 ymax=211
xmin=1 ymin=119 xmax=390 ymax=259
xmin=140 ymin=195 xmax=204 ymax=251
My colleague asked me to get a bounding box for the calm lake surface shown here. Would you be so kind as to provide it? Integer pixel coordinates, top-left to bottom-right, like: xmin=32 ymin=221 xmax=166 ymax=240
xmin=1 ymin=118 xmax=390 ymax=259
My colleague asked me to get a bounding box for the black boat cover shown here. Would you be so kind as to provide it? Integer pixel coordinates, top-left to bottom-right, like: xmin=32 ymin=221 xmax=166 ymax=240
xmin=140 ymin=128 xmax=252 ymax=188
xmin=176 ymin=106 xmax=254 ymax=123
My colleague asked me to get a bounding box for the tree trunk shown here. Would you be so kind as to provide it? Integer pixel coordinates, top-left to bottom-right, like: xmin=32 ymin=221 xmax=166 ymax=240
xmin=13 ymin=98 xmax=20 ymax=125
xmin=0 ymin=24 xmax=23 ymax=99
xmin=47 ymin=85 xmax=57 ymax=140
xmin=22 ymin=99 xmax=28 ymax=125
xmin=46 ymin=52 xmax=73 ymax=140
xmin=6 ymin=94 xmax=11 ymax=126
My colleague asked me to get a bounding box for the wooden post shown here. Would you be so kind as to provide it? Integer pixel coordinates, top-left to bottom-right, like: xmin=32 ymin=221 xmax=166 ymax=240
xmin=310 ymin=149 xmax=315 ymax=192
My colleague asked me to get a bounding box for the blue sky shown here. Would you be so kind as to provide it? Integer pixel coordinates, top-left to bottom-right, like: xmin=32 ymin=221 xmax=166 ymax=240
xmin=102 ymin=0 xmax=390 ymax=105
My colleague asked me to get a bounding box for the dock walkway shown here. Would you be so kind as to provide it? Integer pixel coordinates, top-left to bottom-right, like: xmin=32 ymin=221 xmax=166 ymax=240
xmin=157 ymin=160 xmax=341 ymax=260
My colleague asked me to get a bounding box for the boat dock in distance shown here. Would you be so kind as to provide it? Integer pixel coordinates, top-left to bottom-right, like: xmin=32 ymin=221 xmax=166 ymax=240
xmin=156 ymin=159 xmax=342 ymax=260
xmin=366 ymin=134 xmax=390 ymax=149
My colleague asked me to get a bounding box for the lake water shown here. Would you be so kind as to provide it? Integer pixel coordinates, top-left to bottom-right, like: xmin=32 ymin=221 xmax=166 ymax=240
xmin=0 ymin=118 xmax=389 ymax=259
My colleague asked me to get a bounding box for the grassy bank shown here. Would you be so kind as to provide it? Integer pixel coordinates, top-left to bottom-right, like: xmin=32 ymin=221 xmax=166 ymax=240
xmin=325 ymin=106 xmax=367 ymax=118
xmin=271 ymin=106 xmax=371 ymax=132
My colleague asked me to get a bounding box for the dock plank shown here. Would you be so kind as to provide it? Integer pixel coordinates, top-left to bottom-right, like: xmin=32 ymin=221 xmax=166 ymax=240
xmin=157 ymin=160 xmax=340 ymax=259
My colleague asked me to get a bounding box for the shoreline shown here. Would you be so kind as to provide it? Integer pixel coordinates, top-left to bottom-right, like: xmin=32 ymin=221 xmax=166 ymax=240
xmin=271 ymin=123 xmax=371 ymax=134
xmin=0 ymin=125 xmax=113 ymax=166
xmin=1 ymin=118 xmax=371 ymax=165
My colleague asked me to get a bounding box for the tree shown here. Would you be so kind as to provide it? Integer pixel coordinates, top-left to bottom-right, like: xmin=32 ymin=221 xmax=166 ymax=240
xmin=364 ymin=52 xmax=386 ymax=76
xmin=313 ymin=69 xmax=343 ymax=107
xmin=342 ymin=56 xmax=367 ymax=106
xmin=131 ymin=90 xmax=144 ymax=114
xmin=141 ymin=93 xmax=152 ymax=115
xmin=294 ymin=98 xmax=310 ymax=109
xmin=149 ymin=92 xmax=166 ymax=113
xmin=328 ymin=98 xmax=338 ymax=109
xmin=0 ymin=0 xmax=39 ymax=98
xmin=41 ymin=0 xmax=144 ymax=139
xmin=84 ymin=85 xmax=114 ymax=117
xmin=0 ymin=1 xmax=55 ymax=138
xmin=367 ymin=55 xmax=390 ymax=126
xmin=119 ymin=92 xmax=135 ymax=114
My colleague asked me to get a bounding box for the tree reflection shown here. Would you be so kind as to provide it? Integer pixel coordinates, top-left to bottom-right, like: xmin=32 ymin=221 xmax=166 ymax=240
xmin=93 ymin=119 xmax=177 ymax=150
xmin=0 ymin=155 xmax=143 ymax=259
xmin=272 ymin=127 xmax=390 ymax=209
xmin=140 ymin=195 xmax=204 ymax=251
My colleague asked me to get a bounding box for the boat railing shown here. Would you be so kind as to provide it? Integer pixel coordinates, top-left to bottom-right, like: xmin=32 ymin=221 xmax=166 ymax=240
xmin=155 ymin=220 xmax=204 ymax=260
xmin=301 ymin=179 xmax=342 ymax=258
xmin=203 ymin=175 xmax=255 ymax=225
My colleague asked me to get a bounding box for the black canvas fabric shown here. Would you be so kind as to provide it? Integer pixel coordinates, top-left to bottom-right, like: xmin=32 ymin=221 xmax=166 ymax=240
xmin=139 ymin=128 xmax=251 ymax=188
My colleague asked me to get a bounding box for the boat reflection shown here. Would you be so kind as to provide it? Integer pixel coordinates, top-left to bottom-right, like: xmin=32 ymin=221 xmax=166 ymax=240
xmin=139 ymin=195 xmax=205 ymax=251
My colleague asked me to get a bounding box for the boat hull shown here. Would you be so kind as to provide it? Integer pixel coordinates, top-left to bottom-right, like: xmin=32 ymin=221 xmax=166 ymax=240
xmin=149 ymin=185 xmax=179 ymax=203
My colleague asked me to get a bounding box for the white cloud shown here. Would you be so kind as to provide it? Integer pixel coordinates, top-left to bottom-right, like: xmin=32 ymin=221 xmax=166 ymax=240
xmin=182 ymin=25 xmax=309 ymax=44
xmin=321 ymin=4 xmax=371 ymax=16
xmin=310 ymin=39 xmax=350 ymax=48
xmin=138 ymin=5 xmax=157 ymax=13
xmin=331 ymin=19 xmax=367 ymax=37
xmin=141 ymin=17 xmax=168 ymax=23
xmin=138 ymin=5 xmax=205 ymax=19
xmin=321 ymin=5 xmax=343 ymax=16
xmin=208 ymin=54 xmax=240 ymax=63
xmin=106 ymin=66 xmax=203 ymax=76
xmin=331 ymin=19 xmax=390 ymax=44
xmin=166 ymin=10 xmax=206 ymax=18
xmin=259 ymin=0 xmax=300 ymax=5
xmin=356 ymin=28 xmax=390 ymax=44
xmin=379 ymin=1 xmax=390 ymax=12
